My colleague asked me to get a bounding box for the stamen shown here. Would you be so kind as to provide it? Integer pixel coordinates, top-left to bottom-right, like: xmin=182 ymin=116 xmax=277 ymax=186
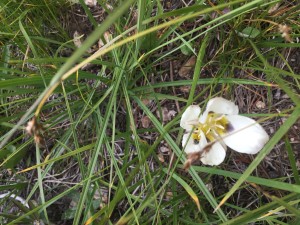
xmin=206 ymin=128 xmax=211 ymax=135
xmin=215 ymin=124 xmax=225 ymax=130
xmin=198 ymin=112 xmax=231 ymax=141
xmin=215 ymin=115 xmax=226 ymax=121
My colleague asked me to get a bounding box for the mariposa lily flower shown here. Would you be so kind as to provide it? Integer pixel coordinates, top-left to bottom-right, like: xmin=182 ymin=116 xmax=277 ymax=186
xmin=180 ymin=97 xmax=269 ymax=166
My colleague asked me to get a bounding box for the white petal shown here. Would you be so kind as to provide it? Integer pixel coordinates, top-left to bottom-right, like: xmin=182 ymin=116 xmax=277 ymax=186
xmin=205 ymin=97 xmax=239 ymax=115
xmin=200 ymin=142 xmax=226 ymax=166
xmin=0 ymin=193 xmax=29 ymax=208
xmin=199 ymin=112 xmax=207 ymax=124
xmin=182 ymin=131 xmax=207 ymax=154
xmin=223 ymin=115 xmax=269 ymax=154
xmin=180 ymin=105 xmax=201 ymax=130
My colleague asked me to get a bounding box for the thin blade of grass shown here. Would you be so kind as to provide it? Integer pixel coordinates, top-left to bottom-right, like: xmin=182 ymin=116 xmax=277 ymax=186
xmin=162 ymin=168 xmax=200 ymax=211
xmin=131 ymin=78 xmax=274 ymax=92
xmin=284 ymin=136 xmax=300 ymax=184
xmin=187 ymin=32 xmax=210 ymax=104
xmin=192 ymin=166 xmax=300 ymax=194
xmin=35 ymin=144 xmax=49 ymax=223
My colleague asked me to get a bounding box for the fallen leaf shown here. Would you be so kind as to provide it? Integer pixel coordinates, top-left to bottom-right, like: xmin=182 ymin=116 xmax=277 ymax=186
xmin=141 ymin=116 xmax=151 ymax=128
xmin=178 ymin=56 xmax=196 ymax=78
xmin=157 ymin=107 xmax=177 ymax=122
xmin=160 ymin=146 xmax=170 ymax=154
xmin=165 ymin=191 xmax=173 ymax=200
xmin=180 ymin=86 xmax=191 ymax=93
xmin=158 ymin=153 xmax=165 ymax=163
xmin=141 ymin=98 xmax=152 ymax=106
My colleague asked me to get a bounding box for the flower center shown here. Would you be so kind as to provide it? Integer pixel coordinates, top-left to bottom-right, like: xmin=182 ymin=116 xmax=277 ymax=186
xmin=193 ymin=112 xmax=232 ymax=142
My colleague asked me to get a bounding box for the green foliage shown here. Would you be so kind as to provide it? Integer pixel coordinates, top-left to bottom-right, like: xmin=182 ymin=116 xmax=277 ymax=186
xmin=237 ymin=27 xmax=261 ymax=38
xmin=0 ymin=145 xmax=27 ymax=169
xmin=1 ymin=0 xmax=300 ymax=224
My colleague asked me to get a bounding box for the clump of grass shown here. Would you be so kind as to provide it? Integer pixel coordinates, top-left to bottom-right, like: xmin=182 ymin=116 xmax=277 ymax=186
xmin=1 ymin=0 xmax=300 ymax=224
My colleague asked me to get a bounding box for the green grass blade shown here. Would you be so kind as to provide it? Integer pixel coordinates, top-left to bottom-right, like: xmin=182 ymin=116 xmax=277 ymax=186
xmin=35 ymin=145 xmax=49 ymax=223
xmin=162 ymin=168 xmax=200 ymax=211
xmin=187 ymin=33 xmax=210 ymax=104
xmin=192 ymin=166 xmax=300 ymax=194
xmin=284 ymin=136 xmax=300 ymax=184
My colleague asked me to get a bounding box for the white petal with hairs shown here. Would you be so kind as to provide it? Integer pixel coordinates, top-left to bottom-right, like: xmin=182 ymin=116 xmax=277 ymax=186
xmin=222 ymin=115 xmax=269 ymax=154
xmin=200 ymin=142 xmax=227 ymax=166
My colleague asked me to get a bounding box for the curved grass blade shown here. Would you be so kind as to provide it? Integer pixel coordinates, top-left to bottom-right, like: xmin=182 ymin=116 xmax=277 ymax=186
xmin=220 ymin=193 xmax=300 ymax=225
xmin=192 ymin=166 xmax=300 ymax=194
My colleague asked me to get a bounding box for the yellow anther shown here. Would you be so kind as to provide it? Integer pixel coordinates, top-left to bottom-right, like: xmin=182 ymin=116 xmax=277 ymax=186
xmin=192 ymin=132 xmax=200 ymax=141
xmin=196 ymin=112 xmax=231 ymax=142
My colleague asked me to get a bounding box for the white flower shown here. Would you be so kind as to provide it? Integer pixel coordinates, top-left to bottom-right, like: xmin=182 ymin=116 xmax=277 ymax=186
xmin=181 ymin=97 xmax=269 ymax=166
